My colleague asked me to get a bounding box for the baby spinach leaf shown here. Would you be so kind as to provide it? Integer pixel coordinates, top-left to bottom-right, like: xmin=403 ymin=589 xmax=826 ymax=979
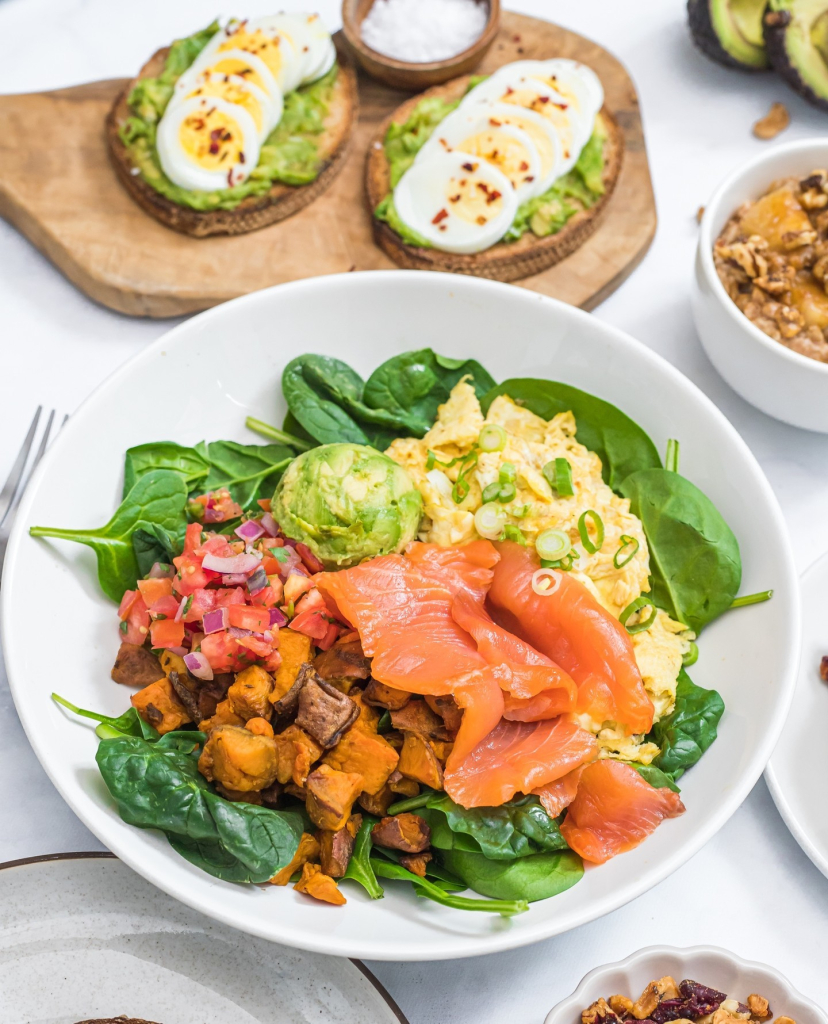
xmin=371 ymin=857 xmax=528 ymax=916
xmin=123 ymin=442 xmax=209 ymax=497
xmin=630 ymin=762 xmax=681 ymax=793
xmin=96 ymin=733 xmax=303 ymax=883
xmin=282 ymin=355 xmax=372 ymax=446
xmin=438 ymin=848 xmax=583 ymax=903
xmin=362 ymin=349 xmax=497 ymax=437
xmin=52 ymin=693 xmax=161 ymax=742
xmin=132 ymin=521 xmax=188 ymax=577
xmin=196 ymin=440 xmax=294 ymax=509
xmin=30 ymin=470 xmax=189 ymax=602
xmin=422 ymin=794 xmax=568 ymax=861
xmin=342 ymin=815 xmax=384 ymax=899
xmin=481 ymin=379 xmax=661 ymax=492
xmin=650 ymin=669 xmax=724 ymax=780
xmin=619 ymin=468 xmax=741 ymax=633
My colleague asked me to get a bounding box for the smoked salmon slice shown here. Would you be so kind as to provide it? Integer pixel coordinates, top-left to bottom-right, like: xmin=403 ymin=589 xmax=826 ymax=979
xmin=559 ymin=760 xmax=685 ymax=864
xmin=405 ymin=540 xmax=499 ymax=602
xmin=533 ymin=765 xmax=587 ymax=817
xmin=488 ymin=541 xmax=654 ymax=735
xmin=444 ymin=715 xmax=598 ymax=808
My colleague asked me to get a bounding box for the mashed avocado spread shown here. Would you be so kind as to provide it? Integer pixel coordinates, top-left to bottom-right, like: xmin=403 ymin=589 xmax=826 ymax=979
xmin=119 ymin=21 xmax=338 ymax=211
xmin=374 ymin=84 xmax=608 ymax=248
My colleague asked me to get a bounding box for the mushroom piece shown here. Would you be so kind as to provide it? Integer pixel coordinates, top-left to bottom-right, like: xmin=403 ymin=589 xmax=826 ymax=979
xmin=295 ymin=671 xmax=359 ymax=749
xmin=111 ymin=643 xmax=164 ymax=688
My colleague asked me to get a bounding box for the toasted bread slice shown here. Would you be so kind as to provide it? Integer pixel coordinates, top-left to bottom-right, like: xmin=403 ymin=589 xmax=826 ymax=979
xmin=365 ymin=75 xmax=623 ymax=282
xmin=107 ymin=41 xmax=358 ymax=238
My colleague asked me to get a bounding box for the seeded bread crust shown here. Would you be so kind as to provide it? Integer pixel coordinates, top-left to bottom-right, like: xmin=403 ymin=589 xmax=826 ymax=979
xmin=365 ymin=74 xmax=623 ymax=282
xmin=107 ymin=40 xmax=358 ymax=238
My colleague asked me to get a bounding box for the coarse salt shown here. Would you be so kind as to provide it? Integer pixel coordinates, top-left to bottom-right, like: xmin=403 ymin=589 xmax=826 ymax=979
xmin=361 ymin=0 xmax=488 ymax=63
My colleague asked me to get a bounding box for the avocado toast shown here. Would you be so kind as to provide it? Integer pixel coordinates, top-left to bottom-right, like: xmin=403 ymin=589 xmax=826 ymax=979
xmin=107 ymin=21 xmax=358 ymax=238
xmin=365 ymin=70 xmax=623 ymax=282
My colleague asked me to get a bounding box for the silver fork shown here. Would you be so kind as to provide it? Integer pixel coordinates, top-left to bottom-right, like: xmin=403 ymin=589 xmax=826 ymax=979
xmin=0 ymin=408 xmax=65 ymax=573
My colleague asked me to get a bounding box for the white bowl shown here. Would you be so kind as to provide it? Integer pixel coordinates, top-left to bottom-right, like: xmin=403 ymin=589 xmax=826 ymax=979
xmin=545 ymin=945 xmax=826 ymax=1024
xmin=1 ymin=271 xmax=800 ymax=961
xmin=692 ymin=139 xmax=828 ymax=433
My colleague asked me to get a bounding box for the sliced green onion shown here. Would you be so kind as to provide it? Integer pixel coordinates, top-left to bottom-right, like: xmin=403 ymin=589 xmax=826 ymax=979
xmin=532 ymin=568 xmax=562 ymax=596
xmin=542 ymin=457 xmax=574 ymax=497
xmin=542 ymin=552 xmax=578 ymax=571
xmin=665 ymin=438 xmax=680 ymax=473
xmin=578 ymin=510 xmax=604 ymax=554
xmin=427 ymin=449 xmax=465 ymax=471
xmin=536 ymin=528 xmax=571 ymax=562
xmin=619 ymin=596 xmax=657 ymax=634
xmin=482 ymin=482 xmax=501 ymax=503
xmin=682 ymin=641 xmax=699 ymax=667
xmin=451 ymin=450 xmax=479 ymax=504
xmin=474 ymin=503 xmax=507 ymax=540
xmin=502 ymin=524 xmax=526 ymax=545
xmin=613 ymin=535 xmax=639 ymax=569
xmin=730 ymin=590 xmax=773 ymax=608
xmin=478 ymin=424 xmax=507 ymax=453
xmin=499 ymin=462 xmax=517 ymax=483
xmin=497 ymin=482 xmax=516 ymax=503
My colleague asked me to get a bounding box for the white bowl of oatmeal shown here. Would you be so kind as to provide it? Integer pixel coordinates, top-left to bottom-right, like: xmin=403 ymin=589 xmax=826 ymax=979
xmin=692 ymin=139 xmax=828 ymax=433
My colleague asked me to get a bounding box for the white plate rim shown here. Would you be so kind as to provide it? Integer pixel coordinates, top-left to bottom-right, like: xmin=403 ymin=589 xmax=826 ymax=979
xmin=0 ymin=270 xmax=802 ymax=960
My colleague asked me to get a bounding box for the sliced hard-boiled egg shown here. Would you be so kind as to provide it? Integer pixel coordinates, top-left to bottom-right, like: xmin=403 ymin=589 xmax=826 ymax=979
xmin=178 ymin=70 xmax=281 ymax=138
xmin=186 ymin=46 xmax=281 ymax=102
xmin=416 ymin=109 xmax=541 ymax=202
xmin=257 ymin=12 xmax=336 ymax=84
xmin=473 ymin=103 xmax=562 ymax=197
xmin=192 ymin=20 xmax=303 ymax=94
xmin=156 ymin=95 xmax=260 ymax=191
xmin=394 ymin=150 xmax=518 ymax=255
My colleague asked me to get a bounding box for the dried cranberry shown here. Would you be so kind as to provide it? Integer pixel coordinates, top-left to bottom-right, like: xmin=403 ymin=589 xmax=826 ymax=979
xmin=651 ymin=999 xmax=688 ymax=1023
xmin=680 ymin=981 xmax=726 ymax=1016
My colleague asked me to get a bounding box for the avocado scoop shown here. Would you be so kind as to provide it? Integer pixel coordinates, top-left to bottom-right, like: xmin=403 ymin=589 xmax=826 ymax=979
xmin=687 ymin=0 xmax=770 ymax=70
xmin=271 ymin=442 xmax=423 ymax=570
xmin=765 ymin=0 xmax=828 ymax=111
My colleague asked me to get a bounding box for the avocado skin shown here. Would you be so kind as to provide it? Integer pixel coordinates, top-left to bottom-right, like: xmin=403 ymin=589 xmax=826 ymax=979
xmin=688 ymin=0 xmax=769 ymax=70
xmin=764 ymin=2 xmax=828 ymax=111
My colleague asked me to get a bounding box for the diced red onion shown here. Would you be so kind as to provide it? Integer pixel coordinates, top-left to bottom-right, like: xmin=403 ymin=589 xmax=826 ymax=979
xmin=203 ymin=507 xmax=223 ymax=523
xmin=148 ymin=561 xmax=175 ymax=579
xmin=246 ymin=566 xmax=269 ymax=594
xmin=167 ymin=646 xmax=188 ymax=657
xmin=174 ymin=596 xmax=188 ymax=623
xmin=269 ymin=608 xmax=288 ymax=628
xmin=283 ymin=537 xmax=297 ymax=548
xmin=184 ymin=651 xmax=214 ymax=681
xmin=227 ymin=626 xmax=253 ymax=638
xmin=221 ymin=573 xmax=249 ymax=585
xmin=202 ymin=551 xmax=260 ymax=574
xmin=202 ymin=608 xmax=229 ymax=634
xmin=235 ymin=519 xmax=265 ymax=542
xmin=260 ymin=512 xmax=279 ymax=537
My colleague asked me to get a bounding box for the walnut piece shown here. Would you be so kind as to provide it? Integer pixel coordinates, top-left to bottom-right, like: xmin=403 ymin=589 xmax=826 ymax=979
xmin=633 ymin=982 xmax=660 ymax=1020
xmin=609 ymin=996 xmax=634 ymax=1016
xmin=753 ymin=102 xmax=790 ymax=140
xmin=747 ymin=995 xmax=771 ymax=1019
xmin=582 ymin=998 xmax=619 ymax=1024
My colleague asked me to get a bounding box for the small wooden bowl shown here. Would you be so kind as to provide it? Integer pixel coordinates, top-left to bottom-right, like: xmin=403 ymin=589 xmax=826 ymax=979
xmin=341 ymin=0 xmax=501 ymax=90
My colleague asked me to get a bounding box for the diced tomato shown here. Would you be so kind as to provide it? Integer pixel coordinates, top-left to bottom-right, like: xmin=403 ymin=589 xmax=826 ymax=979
xmin=295 ymin=542 xmax=325 ymax=574
xmin=149 ymin=594 xmax=181 ymax=620
xmin=137 ymin=577 xmax=174 ymax=607
xmin=294 ymin=588 xmax=327 ymax=617
xmin=184 ymin=587 xmax=216 ymax=623
xmin=261 ymin=556 xmax=283 ymax=576
xmin=264 ymin=649 xmax=283 ymax=673
xmin=227 ymin=604 xmax=271 ymax=632
xmin=173 ymin=553 xmax=211 ymax=596
xmin=201 ymin=631 xmax=243 ymax=672
xmin=261 ymin=537 xmax=285 ymax=550
xmin=284 ymin=573 xmax=315 ymax=605
xmin=202 ymin=489 xmax=243 ymax=523
xmin=121 ymin=594 xmax=149 ymax=645
xmin=290 ymin=607 xmax=330 ymax=641
xmin=196 ymin=533 xmax=236 ymax=558
xmin=236 ymin=634 xmax=273 ymax=658
xmin=118 ymin=589 xmax=138 ymax=621
xmin=257 ymin=498 xmax=272 ymax=512
xmin=316 ymin=621 xmax=340 ymax=651
xmin=183 ymin=522 xmax=203 ymax=554
xmin=150 ymin=618 xmax=185 ymax=649
xmin=251 ymin=577 xmax=284 ymax=609
xmin=216 ymin=587 xmax=246 ymax=608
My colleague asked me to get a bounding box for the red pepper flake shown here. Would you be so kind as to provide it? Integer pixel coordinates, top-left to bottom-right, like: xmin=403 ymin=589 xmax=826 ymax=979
xmin=438 ymin=224 xmax=447 ymax=231
xmin=439 ymin=137 xmax=450 ymax=149
xmin=461 ymin=162 xmax=477 ymax=172
xmin=519 ymin=161 xmax=529 ymax=171
xmin=512 ymin=33 xmax=521 ymax=42
xmin=227 ymin=169 xmax=234 ymax=187
xmin=476 ymin=181 xmax=490 ymax=194
xmin=517 ymin=47 xmax=524 ymax=54
xmin=476 ymin=215 xmax=487 ymax=225
xmin=524 ymin=175 xmax=534 ymax=182
xmin=538 ymin=96 xmax=550 ymax=104
xmin=486 ymin=189 xmax=501 ymax=205
xmin=239 ymin=150 xmax=245 ymax=164
xmin=505 ymin=86 xmax=514 ymax=95
xmin=449 ymin=194 xmax=461 ymax=203
xmin=554 ymin=103 xmax=569 ymax=110
xmin=432 ymin=208 xmax=449 ymax=225
xmin=489 ymin=117 xmax=502 ymax=127
xmin=459 ymin=178 xmax=467 ymax=186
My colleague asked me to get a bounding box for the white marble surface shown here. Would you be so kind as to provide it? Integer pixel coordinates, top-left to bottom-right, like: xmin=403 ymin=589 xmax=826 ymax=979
xmin=0 ymin=0 xmax=826 ymax=1018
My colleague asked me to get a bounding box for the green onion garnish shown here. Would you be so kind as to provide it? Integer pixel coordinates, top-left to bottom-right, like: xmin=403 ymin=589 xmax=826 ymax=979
xmin=613 ymin=535 xmax=639 ymax=569
xmin=730 ymin=590 xmax=773 ymax=608
xmin=499 ymin=462 xmax=517 ymax=484
xmin=665 ymin=438 xmax=680 ymax=473
xmin=682 ymin=642 xmax=699 ymax=667
xmin=478 ymin=424 xmax=507 ymax=453
xmin=502 ymin=524 xmax=526 ymax=545
xmin=578 ymin=510 xmax=604 ymax=554
xmin=542 ymin=457 xmax=574 ymax=497
xmin=497 ymin=481 xmax=516 ymax=503
xmin=536 ymin=528 xmax=571 ymax=562
xmin=541 ymin=551 xmax=579 ymax=571
xmin=619 ymin=595 xmax=657 ymax=634
xmin=451 ymin=449 xmax=479 ymax=504
xmin=482 ymin=482 xmax=501 ymax=503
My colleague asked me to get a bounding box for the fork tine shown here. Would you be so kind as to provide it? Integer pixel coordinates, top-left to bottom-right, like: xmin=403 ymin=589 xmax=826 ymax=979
xmin=16 ymin=409 xmax=57 ymax=504
xmin=0 ymin=406 xmax=42 ymax=529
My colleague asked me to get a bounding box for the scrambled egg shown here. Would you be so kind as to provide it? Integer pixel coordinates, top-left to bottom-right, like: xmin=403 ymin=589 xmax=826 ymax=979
xmin=386 ymin=380 xmax=693 ymax=763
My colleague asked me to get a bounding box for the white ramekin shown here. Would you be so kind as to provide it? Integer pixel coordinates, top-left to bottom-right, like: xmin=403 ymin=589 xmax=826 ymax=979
xmin=692 ymin=139 xmax=828 ymax=433
xmin=544 ymin=945 xmax=825 ymax=1024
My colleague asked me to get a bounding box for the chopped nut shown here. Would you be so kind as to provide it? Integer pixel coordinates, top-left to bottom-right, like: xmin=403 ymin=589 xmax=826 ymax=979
xmin=633 ymin=982 xmax=660 ymax=1020
xmin=774 ymin=303 xmax=805 ymax=339
xmin=820 ymin=655 xmax=828 ymax=683
xmin=775 ymin=1017 xmax=795 ymax=1024
xmin=781 ymin=227 xmax=817 ymax=250
xmin=582 ymin=999 xmax=620 ymax=1024
xmin=697 ymin=205 xmax=705 ymax=224
xmin=656 ymin=977 xmax=680 ymax=1000
xmin=609 ymin=996 xmax=634 ymax=1016
xmin=753 ymin=102 xmax=790 ymax=141
xmin=715 ymin=237 xmax=769 ymax=279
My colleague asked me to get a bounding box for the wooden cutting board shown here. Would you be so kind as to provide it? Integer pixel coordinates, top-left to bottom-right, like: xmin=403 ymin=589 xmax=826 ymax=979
xmin=0 ymin=13 xmax=656 ymax=318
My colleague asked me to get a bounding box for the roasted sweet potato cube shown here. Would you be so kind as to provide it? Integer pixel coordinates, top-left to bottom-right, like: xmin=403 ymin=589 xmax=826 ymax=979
xmin=246 ymin=717 xmax=274 ymax=738
xmin=197 ymin=674 xmax=232 ymax=721
xmin=228 ymin=664 xmax=274 ymax=721
xmin=318 ymin=813 xmax=362 ymax=877
xmin=358 ymin=786 xmax=395 ymax=817
xmin=390 ymin=699 xmax=448 ymax=739
xmin=388 ymin=770 xmax=420 ymax=798
xmin=272 ymin=629 xmax=313 ymax=701
xmin=322 ymin=727 xmax=399 ymax=795
xmin=215 ymin=783 xmax=263 ymax=805
xmin=296 ymin=674 xmax=359 ymax=749
xmin=348 ymin=689 xmax=381 ymax=733
xmin=314 ymin=640 xmax=371 ymax=682
xmin=198 ymin=724 xmax=279 ymax=792
xmin=293 ymin=862 xmax=346 ymax=905
xmin=270 ymin=661 xmax=310 ymax=720
xmin=428 ymin=739 xmax=454 ymax=764
xmin=272 ymin=724 xmax=323 ymax=787
xmin=425 ymin=694 xmax=463 ymax=735
xmin=159 ymin=650 xmax=189 ymax=678
xmin=271 ymin=831 xmax=320 ymax=886
xmin=199 ymin=698 xmax=245 ymax=733
xmin=306 ymin=764 xmax=364 ymax=831
xmin=131 ymin=676 xmax=191 ymax=734
xmin=111 ymin=643 xmax=164 ymax=688
xmin=364 ymin=678 xmax=412 ymax=710
xmin=400 ymin=852 xmax=432 ymax=877
xmin=323 ymin=678 xmax=356 ymax=695
xmin=397 ymin=732 xmax=444 ymax=789
xmin=371 ymin=813 xmax=431 ymax=853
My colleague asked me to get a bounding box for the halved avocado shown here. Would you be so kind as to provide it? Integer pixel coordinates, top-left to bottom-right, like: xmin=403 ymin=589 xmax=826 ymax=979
xmin=765 ymin=0 xmax=828 ymax=110
xmin=688 ymin=0 xmax=770 ymax=70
